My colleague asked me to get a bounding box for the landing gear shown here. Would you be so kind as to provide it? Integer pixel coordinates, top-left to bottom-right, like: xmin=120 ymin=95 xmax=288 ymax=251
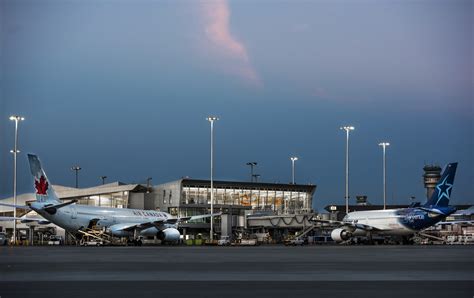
xmin=401 ymin=236 xmax=414 ymax=245
xmin=127 ymin=239 xmax=143 ymax=246
xmin=127 ymin=229 xmax=143 ymax=246
xmin=160 ymin=240 xmax=174 ymax=246
xmin=365 ymin=233 xmax=374 ymax=245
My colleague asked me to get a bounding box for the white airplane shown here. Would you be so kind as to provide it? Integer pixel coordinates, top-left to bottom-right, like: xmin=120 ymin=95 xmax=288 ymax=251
xmin=0 ymin=154 xmax=218 ymax=245
xmin=313 ymin=163 xmax=459 ymax=243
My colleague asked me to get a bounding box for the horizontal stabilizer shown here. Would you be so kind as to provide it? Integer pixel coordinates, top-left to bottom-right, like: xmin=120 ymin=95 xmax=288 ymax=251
xmin=416 ymin=207 xmax=448 ymax=216
xmin=42 ymin=200 xmax=77 ymax=215
xmin=0 ymin=216 xmax=22 ymax=221
xmin=0 ymin=216 xmax=50 ymax=224
xmin=0 ymin=202 xmax=32 ymax=210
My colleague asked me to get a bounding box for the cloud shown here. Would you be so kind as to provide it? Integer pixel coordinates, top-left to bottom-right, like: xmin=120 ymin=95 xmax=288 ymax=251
xmin=199 ymin=0 xmax=262 ymax=87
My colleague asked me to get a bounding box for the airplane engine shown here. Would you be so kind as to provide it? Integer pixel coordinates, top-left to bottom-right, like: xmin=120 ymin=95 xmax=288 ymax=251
xmin=157 ymin=228 xmax=180 ymax=243
xmin=108 ymin=224 xmax=132 ymax=237
xmin=331 ymin=228 xmax=352 ymax=242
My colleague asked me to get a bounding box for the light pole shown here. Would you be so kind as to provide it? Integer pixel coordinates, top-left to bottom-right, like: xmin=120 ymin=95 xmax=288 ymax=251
xmin=340 ymin=126 xmax=355 ymax=214
xmin=252 ymin=174 xmax=261 ymax=183
xmin=206 ymin=116 xmax=219 ymax=242
xmin=9 ymin=115 xmax=25 ymax=244
xmin=146 ymin=177 xmax=152 ymax=193
xmin=71 ymin=166 xmax=81 ymax=188
xmin=378 ymin=142 xmax=390 ymax=209
xmin=100 ymin=176 xmax=107 ymax=185
xmin=246 ymin=162 xmax=257 ymax=182
xmin=290 ymin=157 xmax=298 ymax=184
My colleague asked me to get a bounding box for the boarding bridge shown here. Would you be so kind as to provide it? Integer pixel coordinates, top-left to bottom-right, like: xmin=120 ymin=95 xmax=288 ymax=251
xmin=246 ymin=213 xmax=315 ymax=229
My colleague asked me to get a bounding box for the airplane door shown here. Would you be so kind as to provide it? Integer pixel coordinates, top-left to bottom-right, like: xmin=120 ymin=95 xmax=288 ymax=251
xmin=71 ymin=205 xmax=77 ymax=219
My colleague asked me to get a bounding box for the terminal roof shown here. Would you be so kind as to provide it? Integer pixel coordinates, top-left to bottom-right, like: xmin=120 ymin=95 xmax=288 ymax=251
xmin=180 ymin=179 xmax=316 ymax=194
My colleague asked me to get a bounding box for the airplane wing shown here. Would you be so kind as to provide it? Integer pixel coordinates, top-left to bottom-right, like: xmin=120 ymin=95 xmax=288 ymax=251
xmin=175 ymin=212 xmax=222 ymax=223
xmin=311 ymin=218 xmax=380 ymax=231
xmin=113 ymin=219 xmax=168 ymax=232
xmin=111 ymin=213 xmax=223 ymax=232
xmin=436 ymin=220 xmax=474 ymax=225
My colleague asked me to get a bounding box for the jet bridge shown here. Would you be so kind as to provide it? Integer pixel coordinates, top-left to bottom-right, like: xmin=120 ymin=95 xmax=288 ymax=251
xmin=246 ymin=213 xmax=319 ymax=243
xmin=247 ymin=213 xmax=314 ymax=228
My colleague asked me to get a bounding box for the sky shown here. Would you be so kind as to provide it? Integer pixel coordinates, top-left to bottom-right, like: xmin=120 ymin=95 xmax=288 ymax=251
xmin=0 ymin=0 xmax=472 ymax=211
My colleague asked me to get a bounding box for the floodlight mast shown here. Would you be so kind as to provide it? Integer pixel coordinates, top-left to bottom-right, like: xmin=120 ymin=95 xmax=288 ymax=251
xmin=206 ymin=116 xmax=219 ymax=242
xmin=9 ymin=115 xmax=25 ymax=244
xmin=378 ymin=142 xmax=390 ymax=209
xmin=71 ymin=166 xmax=82 ymax=188
xmin=246 ymin=162 xmax=257 ymax=182
xmin=290 ymin=157 xmax=298 ymax=184
xmin=340 ymin=126 xmax=355 ymax=214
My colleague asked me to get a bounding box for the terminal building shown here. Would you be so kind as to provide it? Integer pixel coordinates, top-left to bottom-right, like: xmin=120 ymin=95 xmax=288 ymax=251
xmin=150 ymin=179 xmax=316 ymax=240
xmin=152 ymin=178 xmax=314 ymax=215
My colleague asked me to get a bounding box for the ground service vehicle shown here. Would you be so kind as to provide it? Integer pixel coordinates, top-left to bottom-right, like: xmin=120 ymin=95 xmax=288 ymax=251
xmin=218 ymin=236 xmax=231 ymax=246
xmin=48 ymin=235 xmax=63 ymax=245
xmin=0 ymin=232 xmax=8 ymax=245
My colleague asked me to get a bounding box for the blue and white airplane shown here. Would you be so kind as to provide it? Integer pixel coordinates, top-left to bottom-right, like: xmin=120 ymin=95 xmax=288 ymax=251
xmin=314 ymin=163 xmax=459 ymax=243
xmin=0 ymin=154 xmax=217 ymax=245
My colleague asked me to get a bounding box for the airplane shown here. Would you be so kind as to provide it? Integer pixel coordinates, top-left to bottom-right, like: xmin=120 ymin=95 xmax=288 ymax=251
xmin=312 ymin=162 xmax=459 ymax=244
xmin=0 ymin=154 xmax=219 ymax=245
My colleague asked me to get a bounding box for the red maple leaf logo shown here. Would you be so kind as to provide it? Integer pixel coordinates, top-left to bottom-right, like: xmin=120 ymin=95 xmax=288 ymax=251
xmin=35 ymin=176 xmax=48 ymax=195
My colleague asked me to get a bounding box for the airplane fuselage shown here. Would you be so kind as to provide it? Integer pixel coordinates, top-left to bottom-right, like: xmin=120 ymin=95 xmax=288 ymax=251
xmin=342 ymin=206 xmax=456 ymax=237
xmin=30 ymin=202 xmax=177 ymax=237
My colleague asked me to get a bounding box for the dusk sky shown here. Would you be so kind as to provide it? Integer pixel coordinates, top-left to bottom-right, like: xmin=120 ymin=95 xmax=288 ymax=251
xmin=1 ymin=0 xmax=472 ymax=210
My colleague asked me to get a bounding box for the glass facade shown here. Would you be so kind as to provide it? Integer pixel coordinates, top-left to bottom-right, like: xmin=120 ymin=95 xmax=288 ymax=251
xmin=76 ymin=191 xmax=129 ymax=208
xmin=180 ymin=184 xmax=313 ymax=214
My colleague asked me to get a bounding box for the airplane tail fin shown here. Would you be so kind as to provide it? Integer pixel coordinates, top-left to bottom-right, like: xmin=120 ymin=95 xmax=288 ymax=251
xmin=28 ymin=154 xmax=61 ymax=204
xmin=423 ymin=163 xmax=457 ymax=208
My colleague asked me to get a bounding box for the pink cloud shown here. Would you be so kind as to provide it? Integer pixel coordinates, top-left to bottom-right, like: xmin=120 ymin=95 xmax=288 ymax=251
xmin=199 ymin=0 xmax=262 ymax=87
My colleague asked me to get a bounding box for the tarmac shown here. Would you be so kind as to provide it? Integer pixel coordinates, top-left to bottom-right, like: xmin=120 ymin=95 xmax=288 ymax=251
xmin=0 ymin=245 xmax=473 ymax=297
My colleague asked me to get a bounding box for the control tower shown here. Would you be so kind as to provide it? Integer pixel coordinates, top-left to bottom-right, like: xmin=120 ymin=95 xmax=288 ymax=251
xmin=356 ymin=195 xmax=369 ymax=206
xmin=423 ymin=165 xmax=442 ymax=200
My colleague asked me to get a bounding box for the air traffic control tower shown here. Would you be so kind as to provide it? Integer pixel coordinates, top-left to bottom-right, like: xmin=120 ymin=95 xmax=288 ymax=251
xmin=423 ymin=165 xmax=442 ymax=200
